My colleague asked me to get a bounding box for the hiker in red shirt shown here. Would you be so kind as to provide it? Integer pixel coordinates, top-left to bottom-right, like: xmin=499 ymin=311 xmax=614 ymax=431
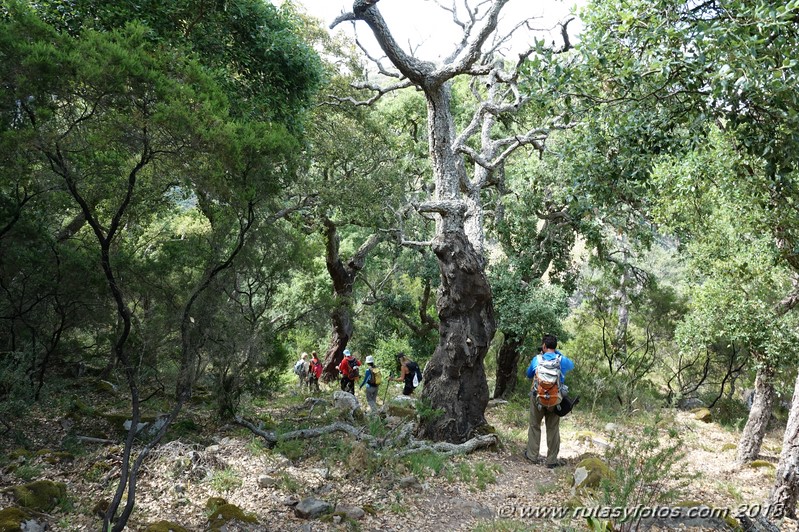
xmin=307 ymin=351 xmax=322 ymax=392
xmin=338 ymin=349 xmax=361 ymax=394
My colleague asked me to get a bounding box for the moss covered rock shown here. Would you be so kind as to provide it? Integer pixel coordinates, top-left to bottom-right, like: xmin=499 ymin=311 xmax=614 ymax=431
xmin=41 ymin=451 xmax=74 ymax=464
xmin=92 ymin=499 xmax=109 ymax=517
xmin=67 ymin=397 xmax=95 ymax=419
xmin=723 ymin=515 xmax=741 ymax=530
xmin=674 ymin=500 xmax=704 ymax=508
xmin=94 ymin=379 xmax=118 ymax=395
xmin=207 ymin=504 xmax=258 ymax=531
xmin=0 ymin=507 xmax=30 ymax=532
xmin=101 ymin=412 xmax=157 ymax=429
xmin=7 ymin=449 xmax=32 ymax=461
xmin=572 ymin=457 xmax=612 ymax=491
xmin=12 ymin=480 xmax=67 ymax=512
xmin=387 ymin=405 xmax=416 ymax=419
xmin=575 ymin=431 xmax=600 ymax=444
xmin=205 ymin=497 xmax=228 ymax=512
xmin=692 ymin=408 xmax=713 ymax=423
xmin=144 ymin=521 xmax=188 ymax=532
xmin=749 ymin=460 xmax=776 ymax=470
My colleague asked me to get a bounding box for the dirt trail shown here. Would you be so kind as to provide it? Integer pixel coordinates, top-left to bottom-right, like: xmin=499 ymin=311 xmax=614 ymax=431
xmin=1 ymin=395 xmax=796 ymax=531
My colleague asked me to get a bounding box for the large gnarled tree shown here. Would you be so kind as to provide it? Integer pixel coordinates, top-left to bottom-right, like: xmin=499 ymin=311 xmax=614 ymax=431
xmin=331 ymin=0 xmax=572 ymax=442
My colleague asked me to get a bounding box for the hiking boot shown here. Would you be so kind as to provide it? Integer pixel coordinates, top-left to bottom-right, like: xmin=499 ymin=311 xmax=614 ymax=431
xmin=545 ymin=459 xmax=565 ymax=469
xmin=523 ymin=450 xmax=543 ymax=464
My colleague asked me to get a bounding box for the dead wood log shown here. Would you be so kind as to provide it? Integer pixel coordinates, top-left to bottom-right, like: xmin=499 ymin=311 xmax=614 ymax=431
xmin=395 ymin=434 xmax=499 ymax=457
xmin=234 ymin=417 xmax=377 ymax=446
xmin=235 ymin=416 xmax=498 ymax=458
xmin=75 ymin=435 xmax=117 ymax=445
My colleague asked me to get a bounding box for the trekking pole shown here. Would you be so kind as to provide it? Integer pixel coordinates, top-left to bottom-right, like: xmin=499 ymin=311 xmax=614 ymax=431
xmin=382 ymin=371 xmax=393 ymax=406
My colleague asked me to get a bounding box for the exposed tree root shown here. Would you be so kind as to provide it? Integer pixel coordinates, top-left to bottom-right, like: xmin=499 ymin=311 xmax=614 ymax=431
xmin=234 ymin=416 xmax=499 ymax=457
xmin=394 ymin=434 xmax=499 ymax=457
xmin=234 ymin=417 xmax=377 ymax=447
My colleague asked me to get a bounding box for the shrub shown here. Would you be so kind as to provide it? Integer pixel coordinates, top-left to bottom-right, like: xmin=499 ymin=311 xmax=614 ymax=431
xmin=597 ymin=419 xmax=687 ymax=531
xmin=708 ymin=396 xmax=749 ymax=429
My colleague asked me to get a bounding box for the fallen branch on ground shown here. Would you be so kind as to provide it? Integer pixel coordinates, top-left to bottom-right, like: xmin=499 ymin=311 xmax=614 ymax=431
xmin=235 ymin=415 xmax=498 ymax=458
xmin=75 ymin=435 xmax=117 ymax=444
xmin=395 ymin=434 xmax=499 ymax=457
xmin=234 ymin=417 xmax=377 ymax=447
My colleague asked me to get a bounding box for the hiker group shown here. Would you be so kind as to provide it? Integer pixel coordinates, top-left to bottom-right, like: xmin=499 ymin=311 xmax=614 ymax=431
xmin=292 ymin=349 xmax=423 ymax=414
xmin=293 ymin=351 xmax=323 ymax=392
xmin=292 ymin=334 xmax=578 ymax=466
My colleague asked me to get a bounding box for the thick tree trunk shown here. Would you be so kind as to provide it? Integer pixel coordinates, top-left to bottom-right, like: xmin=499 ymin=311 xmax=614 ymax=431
xmin=738 ymin=363 xmax=775 ymax=463
xmin=418 ymin=230 xmax=496 ymax=443
xmin=322 ymin=305 xmax=352 ymax=381
xmin=321 ymin=219 xmax=355 ymax=381
xmin=768 ymin=370 xmax=799 ymax=519
xmin=493 ymin=336 xmax=522 ymax=399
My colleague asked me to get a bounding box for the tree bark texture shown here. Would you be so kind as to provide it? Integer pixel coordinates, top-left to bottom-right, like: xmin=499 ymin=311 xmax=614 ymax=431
xmin=323 ymin=305 xmax=353 ymax=381
xmin=418 ymin=230 xmax=496 ymax=443
xmin=493 ymin=336 xmax=522 ymax=399
xmin=738 ymin=363 xmax=775 ymax=463
xmin=768 ymin=370 xmax=799 ymax=518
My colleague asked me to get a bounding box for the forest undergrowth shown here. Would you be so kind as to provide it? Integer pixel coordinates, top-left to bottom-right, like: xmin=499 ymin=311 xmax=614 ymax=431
xmin=0 ymin=372 xmax=794 ymax=532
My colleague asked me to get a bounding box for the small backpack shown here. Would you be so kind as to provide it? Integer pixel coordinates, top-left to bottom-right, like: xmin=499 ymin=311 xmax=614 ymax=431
xmin=369 ymin=367 xmax=382 ymax=386
xmin=407 ymin=361 xmax=422 ymax=388
xmin=293 ymin=360 xmax=304 ymax=375
xmin=533 ymin=354 xmax=562 ymax=408
xmin=347 ymin=357 xmax=360 ymax=379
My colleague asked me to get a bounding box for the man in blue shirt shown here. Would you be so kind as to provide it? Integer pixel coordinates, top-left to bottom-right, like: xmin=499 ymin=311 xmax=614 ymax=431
xmin=525 ymin=334 xmax=575 ymax=468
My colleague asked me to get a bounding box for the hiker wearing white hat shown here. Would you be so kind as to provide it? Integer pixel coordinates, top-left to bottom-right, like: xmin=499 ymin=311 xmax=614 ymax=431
xmin=359 ymin=355 xmax=382 ymax=414
xmin=337 ymin=349 xmax=361 ymax=394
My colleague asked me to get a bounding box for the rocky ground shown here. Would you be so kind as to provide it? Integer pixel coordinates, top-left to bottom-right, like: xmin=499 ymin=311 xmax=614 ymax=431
xmin=0 ymin=382 xmax=796 ymax=531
